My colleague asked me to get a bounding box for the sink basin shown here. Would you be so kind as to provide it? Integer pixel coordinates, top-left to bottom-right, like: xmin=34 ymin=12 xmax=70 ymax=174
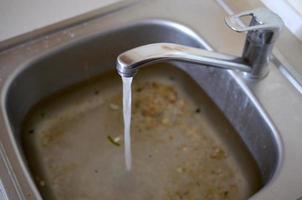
xmin=20 ymin=64 xmax=263 ymax=200
xmin=0 ymin=0 xmax=301 ymax=199
xmin=2 ymin=20 xmax=279 ymax=199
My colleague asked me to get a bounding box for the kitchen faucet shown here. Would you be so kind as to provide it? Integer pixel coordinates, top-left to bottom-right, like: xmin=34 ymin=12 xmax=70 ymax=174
xmin=116 ymin=8 xmax=283 ymax=79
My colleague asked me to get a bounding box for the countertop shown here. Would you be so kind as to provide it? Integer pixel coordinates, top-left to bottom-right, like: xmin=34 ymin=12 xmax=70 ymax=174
xmin=0 ymin=0 xmax=121 ymax=42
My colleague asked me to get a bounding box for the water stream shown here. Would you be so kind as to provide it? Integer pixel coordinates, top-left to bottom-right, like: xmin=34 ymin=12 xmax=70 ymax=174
xmin=122 ymin=76 xmax=133 ymax=170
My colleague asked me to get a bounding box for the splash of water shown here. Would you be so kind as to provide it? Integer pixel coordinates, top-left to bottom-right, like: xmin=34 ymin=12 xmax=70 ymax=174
xmin=122 ymin=76 xmax=133 ymax=171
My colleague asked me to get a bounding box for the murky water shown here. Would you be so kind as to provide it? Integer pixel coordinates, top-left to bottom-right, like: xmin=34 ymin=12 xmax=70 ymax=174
xmin=21 ymin=66 xmax=262 ymax=200
xmin=122 ymin=77 xmax=133 ymax=170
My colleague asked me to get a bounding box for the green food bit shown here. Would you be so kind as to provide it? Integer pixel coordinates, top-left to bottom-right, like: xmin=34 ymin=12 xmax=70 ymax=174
xmin=107 ymin=135 xmax=120 ymax=146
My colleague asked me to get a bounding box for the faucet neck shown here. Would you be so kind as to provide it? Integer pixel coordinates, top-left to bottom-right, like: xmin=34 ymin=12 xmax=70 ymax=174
xmin=242 ymin=34 xmax=274 ymax=78
xmin=116 ymin=43 xmax=251 ymax=78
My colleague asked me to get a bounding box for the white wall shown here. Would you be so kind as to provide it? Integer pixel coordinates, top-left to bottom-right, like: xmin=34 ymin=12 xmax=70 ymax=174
xmin=260 ymin=0 xmax=302 ymax=41
xmin=0 ymin=0 xmax=120 ymax=42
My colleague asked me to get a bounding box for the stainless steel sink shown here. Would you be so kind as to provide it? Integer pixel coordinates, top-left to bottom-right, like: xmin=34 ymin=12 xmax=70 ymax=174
xmin=0 ymin=0 xmax=301 ymax=199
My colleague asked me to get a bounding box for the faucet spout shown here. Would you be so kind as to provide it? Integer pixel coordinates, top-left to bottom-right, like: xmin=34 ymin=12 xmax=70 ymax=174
xmin=117 ymin=43 xmax=251 ymax=77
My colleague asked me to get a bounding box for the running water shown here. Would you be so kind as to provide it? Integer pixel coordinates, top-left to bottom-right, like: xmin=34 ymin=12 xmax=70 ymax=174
xmin=122 ymin=76 xmax=133 ymax=171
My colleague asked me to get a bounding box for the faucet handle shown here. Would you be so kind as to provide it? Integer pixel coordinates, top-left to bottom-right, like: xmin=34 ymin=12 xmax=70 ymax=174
xmin=225 ymin=7 xmax=283 ymax=43
xmin=225 ymin=8 xmax=284 ymax=78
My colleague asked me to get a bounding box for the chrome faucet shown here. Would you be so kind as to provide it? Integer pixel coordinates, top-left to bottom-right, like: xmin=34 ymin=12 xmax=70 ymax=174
xmin=116 ymin=8 xmax=283 ymax=79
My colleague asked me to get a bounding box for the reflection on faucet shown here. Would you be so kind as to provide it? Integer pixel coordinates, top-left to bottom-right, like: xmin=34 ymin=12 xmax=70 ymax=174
xmin=117 ymin=8 xmax=283 ymax=79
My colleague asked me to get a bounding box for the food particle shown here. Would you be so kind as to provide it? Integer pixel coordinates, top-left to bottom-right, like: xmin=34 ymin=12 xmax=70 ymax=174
xmin=210 ymin=146 xmax=227 ymax=159
xmin=113 ymin=136 xmax=121 ymax=143
xmin=109 ymin=103 xmax=119 ymax=110
xmin=161 ymin=117 xmax=170 ymax=125
xmin=39 ymin=180 xmax=45 ymax=187
xmin=107 ymin=135 xmax=120 ymax=146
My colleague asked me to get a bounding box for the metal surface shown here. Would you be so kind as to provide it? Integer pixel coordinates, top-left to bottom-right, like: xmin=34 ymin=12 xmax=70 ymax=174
xmin=0 ymin=179 xmax=9 ymax=200
xmin=117 ymin=43 xmax=250 ymax=77
xmin=0 ymin=0 xmax=301 ymax=199
xmin=222 ymin=0 xmax=302 ymax=94
xmin=20 ymin=65 xmax=263 ymax=199
xmin=117 ymin=8 xmax=283 ymax=78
